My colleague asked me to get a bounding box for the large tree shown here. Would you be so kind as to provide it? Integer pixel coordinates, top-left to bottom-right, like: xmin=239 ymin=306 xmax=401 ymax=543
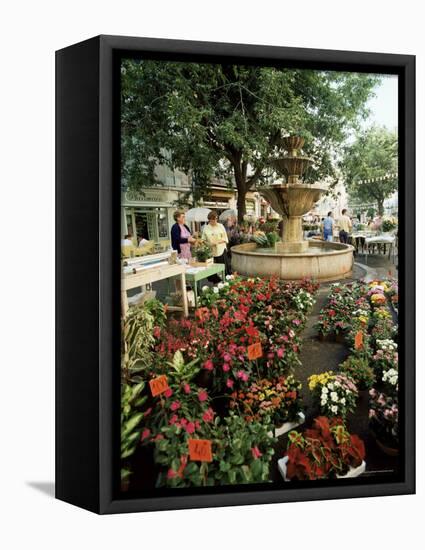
xmin=340 ymin=126 xmax=398 ymax=216
xmin=121 ymin=60 xmax=378 ymax=221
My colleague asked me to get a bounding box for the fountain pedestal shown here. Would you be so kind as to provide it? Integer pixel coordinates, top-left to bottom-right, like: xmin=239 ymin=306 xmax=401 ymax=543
xmin=276 ymin=216 xmax=308 ymax=253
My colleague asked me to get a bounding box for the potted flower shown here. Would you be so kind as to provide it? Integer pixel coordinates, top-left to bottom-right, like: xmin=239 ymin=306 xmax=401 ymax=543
xmin=308 ymin=372 xmax=358 ymax=420
xmin=369 ymin=389 xmax=399 ymax=455
xmin=192 ymin=239 xmax=213 ymax=264
xmin=339 ymin=355 xmax=375 ymax=390
xmin=278 ymin=416 xmax=366 ymax=480
xmin=229 ymin=375 xmax=305 ymax=437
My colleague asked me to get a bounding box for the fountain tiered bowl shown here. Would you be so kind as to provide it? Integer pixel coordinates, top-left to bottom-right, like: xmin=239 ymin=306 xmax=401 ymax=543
xmin=231 ymin=136 xmax=354 ymax=281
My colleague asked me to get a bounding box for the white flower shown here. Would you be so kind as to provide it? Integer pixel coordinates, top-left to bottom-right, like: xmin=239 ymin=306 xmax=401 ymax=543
xmin=330 ymin=391 xmax=339 ymax=402
xmin=213 ymin=287 xmax=219 ymax=294
xmin=202 ymin=285 xmax=209 ymax=293
xmin=331 ymin=405 xmax=338 ymax=414
xmin=334 ymin=381 xmax=341 ymax=387
xmin=340 ymin=398 xmax=346 ymax=405
xmin=328 ymin=383 xmax=334 ymax=391
xmin=223 ymin=282 xmax=229 ymax=287
xmin=225 ymin=274 xmax=234 ymax=280
xmin=321 ymin=387 xmax=329 ymax=394
xmin=217 ymin=282 xmax=224 ymax=289
xmin=321 ymin=399 xmax=327 ymax=407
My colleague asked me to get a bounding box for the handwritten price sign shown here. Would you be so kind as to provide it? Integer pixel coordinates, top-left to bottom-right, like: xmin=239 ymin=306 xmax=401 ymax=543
xmin=188 ymin=439 xmax=213 ymax=462
xmin=247 ymin=342 xmax=263 ymax=360
xmin=354 ymin=331 xmax=364 ymax=350
xmin=149 ymin=375 xmax=169 ymax=397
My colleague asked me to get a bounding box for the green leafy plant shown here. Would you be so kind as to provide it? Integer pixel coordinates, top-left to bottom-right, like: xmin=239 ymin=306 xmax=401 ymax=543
xmin=121 ymin=381 xmax=148 ymax=484
xmin=193 ymin=239 xmax=212 ymax=262
xmin=339 ymin=355 xmax=375 ymax=390
xmin=154 ymin=413 xmax=275 ymax=488
xmin=121 ymin=305 xmax=155 ymax=384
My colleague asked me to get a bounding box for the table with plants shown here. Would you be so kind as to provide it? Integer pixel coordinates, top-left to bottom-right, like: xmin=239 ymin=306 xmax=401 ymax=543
xmin=121 ymin=273 xmax=399 ymax=490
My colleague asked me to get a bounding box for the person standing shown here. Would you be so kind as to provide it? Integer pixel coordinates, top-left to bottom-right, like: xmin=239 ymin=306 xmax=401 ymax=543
xmin=171 ymin=211 xmax=196 ymax=261
xmin=338 ymin=208 xmax=352 ymax=244
xmin=322 ymin=212 xmax=334 ymax=242
xmin=202 ymin=210 xmax=230 ymax=274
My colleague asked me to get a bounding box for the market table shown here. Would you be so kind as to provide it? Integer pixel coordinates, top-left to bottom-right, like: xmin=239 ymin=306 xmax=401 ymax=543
xmin=364 ymin=234 xmax=397 ymax=264
xmin=121 ymin=261 xmax=188 ymax=317
xmin=185 ymin=263 xmax=226 ymax=308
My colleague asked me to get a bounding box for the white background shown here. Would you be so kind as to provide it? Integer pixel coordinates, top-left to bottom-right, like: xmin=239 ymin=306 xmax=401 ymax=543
xmin=0 ymin=1 xmax=422 ymax=548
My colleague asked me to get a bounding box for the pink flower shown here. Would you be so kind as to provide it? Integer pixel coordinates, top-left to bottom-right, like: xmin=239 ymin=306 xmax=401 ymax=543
xmin=183 ymin=383 xmax=191 ymax=394
xmin=277 ymin=348 xmax=285 ymax=358
xmin=169 ymin=414 xmax=179 ymax=425
xmin=141 ymin=428 xmax=151 ymax=441
xmin=236 ymin=370 xmax=244 ymax=379
xmin=185 ymin=421 xmax=196 ymax=434
xmin=241 ymin=372 xmax=249 ymax=382
xmin=251 ymin=446 xmax=262 ymax=459
xmin=267 ymin=352 xmax=274 ymax=359
xmin=180 ymin=418 xmax=188 ymax=426
xmin=222 ymin=363 xmax=230 ymax=372
xmin=153 ymin=326 xmax=161 ymax=338
xmin=226 ymin=379 xmax=234 ymax=389
xmin=293 ymin=319 xmax=301 ymax=326
xmin=223 ymin=353 xmax=232 ymax=363
xmin=170 ymin=400 xmax=181 ymax=411
xmin=203 ymin=359 xmax=214 ymax=371
xmin=164 ymin=388 xmax=173 ymax=398
xmin=198 ymin=390 xmax=208 ymax=402
xmin=167 ymin=468 xmax=177 ymax=479
xmin=202 ymin=408 xmax=214 ymax=423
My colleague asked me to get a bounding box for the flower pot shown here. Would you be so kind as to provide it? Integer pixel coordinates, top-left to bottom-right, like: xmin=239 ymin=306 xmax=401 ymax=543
xmin=335 ymin=332 xmax=347 ymax=344
xmin=267 ymin=412 xmax=305 ymax=438
xmin=278 ymin=456 xmax=366 ymax=482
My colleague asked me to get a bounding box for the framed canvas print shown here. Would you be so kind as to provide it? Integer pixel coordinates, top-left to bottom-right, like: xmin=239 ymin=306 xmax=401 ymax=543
xmin=56 ymin=35 xmax=415 ymax=514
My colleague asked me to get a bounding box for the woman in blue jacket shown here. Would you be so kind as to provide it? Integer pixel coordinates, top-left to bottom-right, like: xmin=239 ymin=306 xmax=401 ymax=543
xmin=171 ymin=211 xmax=196 ymax=260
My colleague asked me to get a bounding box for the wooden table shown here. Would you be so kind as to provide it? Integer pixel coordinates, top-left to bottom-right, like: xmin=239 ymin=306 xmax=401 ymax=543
xmin=184 ymin=263 xmax=226 ymax=308
xmin=121 ymin=262 xmax=188 ymax=317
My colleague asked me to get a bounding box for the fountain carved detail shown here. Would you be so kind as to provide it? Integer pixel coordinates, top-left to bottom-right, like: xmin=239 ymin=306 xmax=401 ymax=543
xmin=259 ymin=136 xmax=327 ymax=253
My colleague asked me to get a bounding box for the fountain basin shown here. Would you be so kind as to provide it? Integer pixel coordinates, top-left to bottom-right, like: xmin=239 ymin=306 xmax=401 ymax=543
xmin=231 ymin=241 xmax=354 ymax=282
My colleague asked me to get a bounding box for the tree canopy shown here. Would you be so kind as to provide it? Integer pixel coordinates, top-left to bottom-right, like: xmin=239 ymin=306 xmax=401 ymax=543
xmin=340 ymin=126 xmax=398 ymax=215
xmin=121 ymin=59 xmax=379 ymax=220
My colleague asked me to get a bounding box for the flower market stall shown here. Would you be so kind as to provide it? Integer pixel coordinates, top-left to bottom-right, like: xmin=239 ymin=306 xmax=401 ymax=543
xmin=121 ymin=274 xmax=399 ymax=490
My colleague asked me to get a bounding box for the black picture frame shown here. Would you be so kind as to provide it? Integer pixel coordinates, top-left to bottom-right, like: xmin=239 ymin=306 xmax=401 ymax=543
xmin=56 ymin=35 xmax=415 ymax=514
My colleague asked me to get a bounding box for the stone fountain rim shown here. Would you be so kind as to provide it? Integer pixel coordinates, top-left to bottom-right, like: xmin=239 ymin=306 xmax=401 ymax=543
xmin=231 ymin=241 xmax=354 ymax=258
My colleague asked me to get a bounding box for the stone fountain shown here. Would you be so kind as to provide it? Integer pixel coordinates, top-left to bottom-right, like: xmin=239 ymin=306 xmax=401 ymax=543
xmin=231 ymin=136 xmax=354 ymax=281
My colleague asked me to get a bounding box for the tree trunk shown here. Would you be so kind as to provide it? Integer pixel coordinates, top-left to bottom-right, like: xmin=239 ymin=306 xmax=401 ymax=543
xmin=236 ymin=187 xmax=247 ymax=223
xmin=377 ymin=199 xmax=384 ymax=216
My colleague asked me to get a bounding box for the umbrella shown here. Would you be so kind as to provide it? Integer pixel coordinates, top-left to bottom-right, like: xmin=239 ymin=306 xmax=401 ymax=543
xmin=219 ymin=209 xmax=237 ymax=222
xmin=185 ymin=207 xmax=212 ymax=223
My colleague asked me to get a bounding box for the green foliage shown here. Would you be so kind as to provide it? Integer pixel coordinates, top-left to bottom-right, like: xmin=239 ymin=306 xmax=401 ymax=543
xmin=143 ymin=298 xmax=167 ymax=329
xmin=121 ymin=59 xmax=379 ymax=220
xmin=193 ymin=239 xmax=213 ymax=262
xmin=121 ymin=381 xmax=148 ymax=467
xmin=339 ymin=355 xmax=376 ymax=390
xmin=154 ymin=413 xmax=275 ymax=488
xmin=341 ymin=126 xmax=398 ymax=215
xmin=121 ymin=304 xmax=155 ymax=384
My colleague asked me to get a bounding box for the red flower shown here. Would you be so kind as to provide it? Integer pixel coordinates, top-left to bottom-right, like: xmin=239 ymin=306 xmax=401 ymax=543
xmin=185 ymin=421 xmax=196 ymax=434
xmin=183 ymin=383 xmax=191 ymax=394
xmin=167 ymin=468 xmax=177 ymax=479
xmin=153 ymin=326 xmax=161 ymax=338
xmin=226 ymin=379 xmax=234 ymax=389
xmin=141 ymin=428 xmax=151 ymax=441
xmin=198 ymin=390 xmax=208 ymax=402
xmin=251 ymin=446 xmax=263 ymax=459
xmin=170 ymin=400 xmax=181 ymax=411
xmin=202 ymin=408 xmax=214 ymax=423
xmin=223 ymin=353 xmax=232 ymax=363
xmin=328 ymin=309 xmax=336 ymax=317
xmin=222 ymin=363 xmax=230 ymax=372
xmin=203 ymin=359 xmax=214 ymax=371
xmin=164 ymin=388 xmax=173 ymax=398
xmin=277 ymin=348 xmax=285 ymax=358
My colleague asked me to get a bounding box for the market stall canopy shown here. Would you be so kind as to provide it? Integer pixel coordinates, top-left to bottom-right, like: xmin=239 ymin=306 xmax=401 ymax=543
xmin=185 ymin=207 xmax=212 ymax=222
xmin=219 ymin=209 xmax=237 ymax=222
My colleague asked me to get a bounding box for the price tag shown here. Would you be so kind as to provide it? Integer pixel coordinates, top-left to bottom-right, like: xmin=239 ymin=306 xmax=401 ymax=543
xmin=354 ymin=331 xmax=364 ymax=350
xmin=247 ymin=342 xmax=263 ymax=360
xmin=149 ymin=375 xmax=169 ymax=397
xmin=188 ymin=439 xmax=213 ymax=462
